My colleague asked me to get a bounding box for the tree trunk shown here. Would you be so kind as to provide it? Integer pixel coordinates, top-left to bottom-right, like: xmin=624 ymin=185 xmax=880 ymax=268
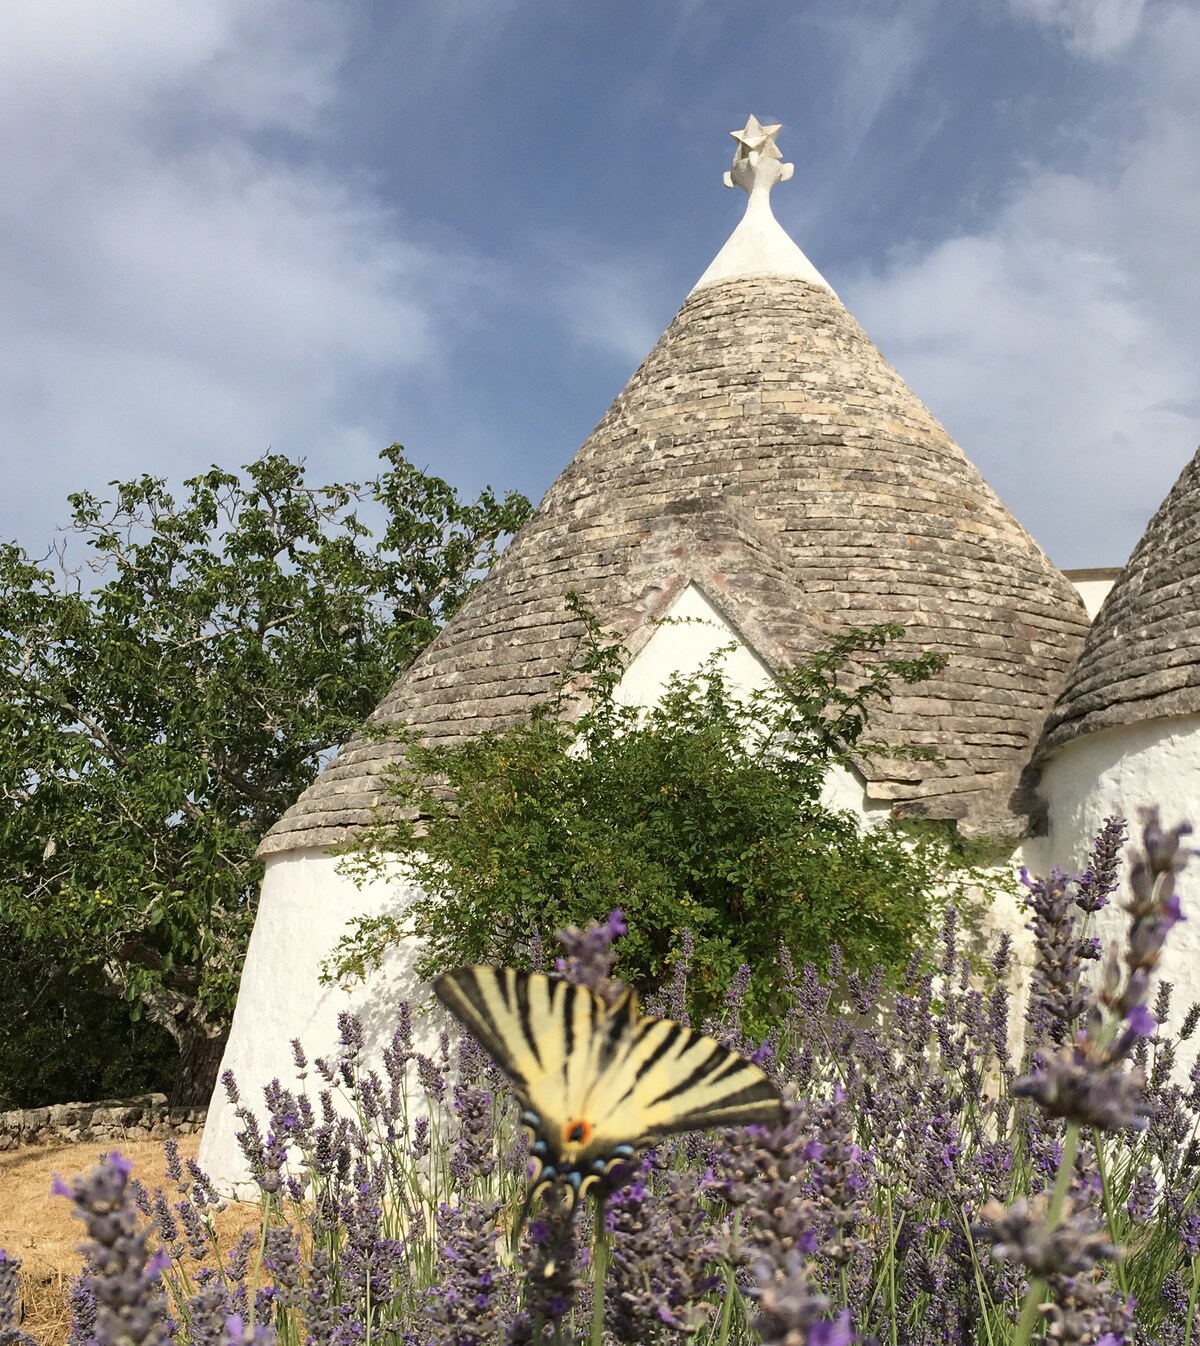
xmin=102 ymin=959 xmax=232 ymax=1108
xmin=171 ymin=1021 xmax=230 ymax=1107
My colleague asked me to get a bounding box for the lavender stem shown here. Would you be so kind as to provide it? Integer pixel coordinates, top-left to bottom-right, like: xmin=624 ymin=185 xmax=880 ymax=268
xmin=590 ymin=1198 xmax=609 ymax=1346
xmin=1187 ymin=1254 xmax=1200 ymax=1346
xmin=1012 ymin=1119 xmax=1083 ymax=1346
xmin=1091 ymin=1127 xmax=1130 ymax=1295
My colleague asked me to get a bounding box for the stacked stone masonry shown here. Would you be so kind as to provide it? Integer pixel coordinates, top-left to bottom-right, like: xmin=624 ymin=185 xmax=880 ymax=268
xmin=262 ymin=275 xmax=1091 ymax=855
xmin=1043 ymin=449 xmax=1200 ymax=752
xmin=0 ymin=1094 xmax=206 ymax=1151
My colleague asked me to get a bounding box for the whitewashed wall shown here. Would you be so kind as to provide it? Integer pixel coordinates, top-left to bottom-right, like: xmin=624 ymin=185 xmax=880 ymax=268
xmin=1024 ymin=715 xmax=1200 ymax=1048
xmin=198 ymin=853 xmax=434 ymax=1195
xmin=1063 ymin=570 xmax=1119 ymax=620
xmin=615 ymin=585 xmax=889 ymax=819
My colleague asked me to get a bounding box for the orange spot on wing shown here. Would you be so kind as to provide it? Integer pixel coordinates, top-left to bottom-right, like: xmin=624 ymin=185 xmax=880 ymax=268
xmin=563 ymin=1118 xmax=593 ymax=1145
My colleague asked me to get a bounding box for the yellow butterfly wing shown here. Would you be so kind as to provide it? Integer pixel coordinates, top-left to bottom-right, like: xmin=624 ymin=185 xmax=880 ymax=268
xmin=433 ymin=964 xmax=602 ymax=1106
xmin=588 ymin=1009 xmax=784 ymax=1143
xmin=434 ymin=965 xmax=783 ymax=1200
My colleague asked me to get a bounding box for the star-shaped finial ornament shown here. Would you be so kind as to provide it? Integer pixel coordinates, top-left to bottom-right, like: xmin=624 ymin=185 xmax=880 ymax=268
xmin=723 ymin=115 xmax=793 ymax=196
xmin=730 ymin=115 xmax=783 ymax=163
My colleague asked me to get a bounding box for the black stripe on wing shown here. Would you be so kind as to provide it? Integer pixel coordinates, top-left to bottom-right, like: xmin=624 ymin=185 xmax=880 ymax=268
xmin=433 ymin=966 xmax=533 ymax=1093
xmin=511 ymin=968 xmax=544 ymax=1071
xmin=598 ymin=988 xmax=638 ymax=1067
xmin=630 ymin=1018 xmax=783 ymax=1136
xmin=561 ymin=977 xmax=579 ymax=1070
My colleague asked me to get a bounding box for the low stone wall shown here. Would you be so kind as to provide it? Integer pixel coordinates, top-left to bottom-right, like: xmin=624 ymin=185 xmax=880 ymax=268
xmin=0 ymin=1094 xmax=206 ymax=1151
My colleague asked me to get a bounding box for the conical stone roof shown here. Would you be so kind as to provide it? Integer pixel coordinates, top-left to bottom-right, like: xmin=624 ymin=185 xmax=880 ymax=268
xmin=261 ymin=121 xmax=1090 ymax=855
xmin=1042 ymin=446 xmax=1200 ymax=753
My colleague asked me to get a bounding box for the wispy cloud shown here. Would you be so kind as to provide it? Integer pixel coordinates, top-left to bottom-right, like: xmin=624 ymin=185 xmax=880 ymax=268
xmin=844 ymin=2 xmax=1200 ymax=567
xmin=776 ymin=0 xmax=945 ymax=249
xmin=0 ymin=1 xmax=488 ymax=545
xmin=822 ymin=3 xmax=938 ymax=161
xmin=1009 ymin=0 xmax=1148 ymax=57
xmin=536 ymin=234 xmax=671 ymax=367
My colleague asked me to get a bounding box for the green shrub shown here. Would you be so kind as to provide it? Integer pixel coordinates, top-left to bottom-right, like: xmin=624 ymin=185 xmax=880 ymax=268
xmin=330 ymin=600 xmax=979 ymax=1026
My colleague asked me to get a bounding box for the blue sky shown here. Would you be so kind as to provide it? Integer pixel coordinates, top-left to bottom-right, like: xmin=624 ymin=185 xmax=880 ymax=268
xmin=2 ymin=0 xmax=1196 ymax=569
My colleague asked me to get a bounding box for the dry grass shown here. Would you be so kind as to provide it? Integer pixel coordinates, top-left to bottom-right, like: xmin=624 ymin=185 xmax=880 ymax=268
xmin=0 ymin=1132 xmax=260 ymax=1346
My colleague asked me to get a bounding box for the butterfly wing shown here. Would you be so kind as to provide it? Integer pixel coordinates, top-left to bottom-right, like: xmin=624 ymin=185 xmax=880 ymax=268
xmin=583 ymin=1010 xmax=784 ymax=1151
xmin=433 ymin=964 xmax=569 ymax=1104
xmin=435 ymin=965 xmax=783 ymax=1206
xmin=435 ymin=965 xmax=619 ymax=1191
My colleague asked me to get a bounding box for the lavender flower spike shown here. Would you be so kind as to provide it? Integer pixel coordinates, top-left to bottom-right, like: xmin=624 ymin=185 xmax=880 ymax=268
xmin=554 ymin=908 xmax=628 ymax=1007
xmin=1016 ymin=810 xmax=1193 ymax=1133
xmin=751 ymin=1253 xmax=853 ymax=1346
xmin=54 ymin=1153 xmax=170 ymax=1346
xmin=1 ymin=1252 xmax=37 ymax=1346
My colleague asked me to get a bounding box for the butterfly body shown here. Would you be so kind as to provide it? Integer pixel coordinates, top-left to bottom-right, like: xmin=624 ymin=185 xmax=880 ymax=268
xmin=434 ymin=964 xmax=783 ymax=1206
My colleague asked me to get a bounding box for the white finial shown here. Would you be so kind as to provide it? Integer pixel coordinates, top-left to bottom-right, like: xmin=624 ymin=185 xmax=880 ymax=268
xmin=691 ymin=116 xmax=832 ymax=296
xmin=724 ymin=115 xmax=794 ymax=197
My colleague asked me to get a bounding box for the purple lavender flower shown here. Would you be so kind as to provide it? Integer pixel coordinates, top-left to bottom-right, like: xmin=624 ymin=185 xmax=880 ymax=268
xmin=1014 ymin=1040 xmax=1150 ymax=1132
xmin=1041 ymin=1271 xmax=1133 ymax=1346
xmin=335 ymin=1159 xmax=404 ymax=1317
xmin=54 ymin=1153 xmax=170 ymax=1346
xmin=162 ymin=1140 xmax=183 ymax=1186
xmin=185 ymin=1159 xmax=222 ymax=1211
xmin=174 ymin=1195 xmax=211 ymax=1263
xmin=423 ymin=1199 xmax=515 ymax=1343
xmin=65 ymin=1270 xmax=97 ymax=1346
xmin=415 ymin=1052 xmax=446 ymax=1105
xmin=337 ymin=1011 xmax=366 ymax=1061
xmin=554 ymin=909 xmax=628 ymax=1007
xmin=1127 ymin=1167 xmax=1157 ymax=1223
xmin=300 ymin=1249 xmax=348 ymax=1346
xmin=1022 ymin=867 xmax=1091 ymax=1045
xmin=224 ymin=1229 xmax=256 ymax=1297
xmin=973 ymin=1193 xmax=1118 ymax=1277
xmin=450 ymin=1081 xmax=497 ymax=1192
xmin=221 ymin=1312 xmax=275 ymax=1346
xmin=410 ymin=1116 xmax=431 ymax=1163
xmin=606 ymin=1159 xmax=718 ymax=1340
xmin=0 ymin=1252 xmax=37 ymax=1346
xmin=1017 ymin=812 xmax=1192 ymax=1135
xmin=508 ymin=1194 xmax=580 ymax=1343
xmin=724 ymin=963 xmax=754 ymax=1016
xmin=664 ymin=930 xmax=694 ymax=1025
xmin=1075 ymin=816 xmax=1128 ymax=913
xmin=751 ymin=1253 xmax=853 ymax=1346
xmin=152 ymin=1191 xmax=183 ymax=1260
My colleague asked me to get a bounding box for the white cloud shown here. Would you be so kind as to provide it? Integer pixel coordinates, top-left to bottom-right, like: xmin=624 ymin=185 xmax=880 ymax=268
xmin=844 ymin=3 xmax=1200 ymax=567
xmin=0 ymin=1 xmax=483 ymax=545
xmin=537 ymin=237 xmax=669 ymax=366
xmin=1009 ymin=0 xmax=1148 ymax=57
xmin=822 ymin=4 xmax=937 ymax=159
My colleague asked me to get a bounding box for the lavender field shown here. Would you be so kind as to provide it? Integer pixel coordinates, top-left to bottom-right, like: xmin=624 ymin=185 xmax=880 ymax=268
xmin=6 ymin=811 xmax=1197 ymax=1346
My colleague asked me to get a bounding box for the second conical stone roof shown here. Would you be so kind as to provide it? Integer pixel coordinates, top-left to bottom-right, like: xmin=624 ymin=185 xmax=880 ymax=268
xmin=1043 ymin=445 xmax=1200 ymax=753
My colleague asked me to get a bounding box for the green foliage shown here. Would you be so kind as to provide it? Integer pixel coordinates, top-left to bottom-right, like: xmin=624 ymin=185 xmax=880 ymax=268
xmin=0 ymin=925 xmax=177 ymax=1109
xmin=332 ymin=598 xmax=972 ymax=1025
xmin=0 ymin=446 xmax=531 ymax=1092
